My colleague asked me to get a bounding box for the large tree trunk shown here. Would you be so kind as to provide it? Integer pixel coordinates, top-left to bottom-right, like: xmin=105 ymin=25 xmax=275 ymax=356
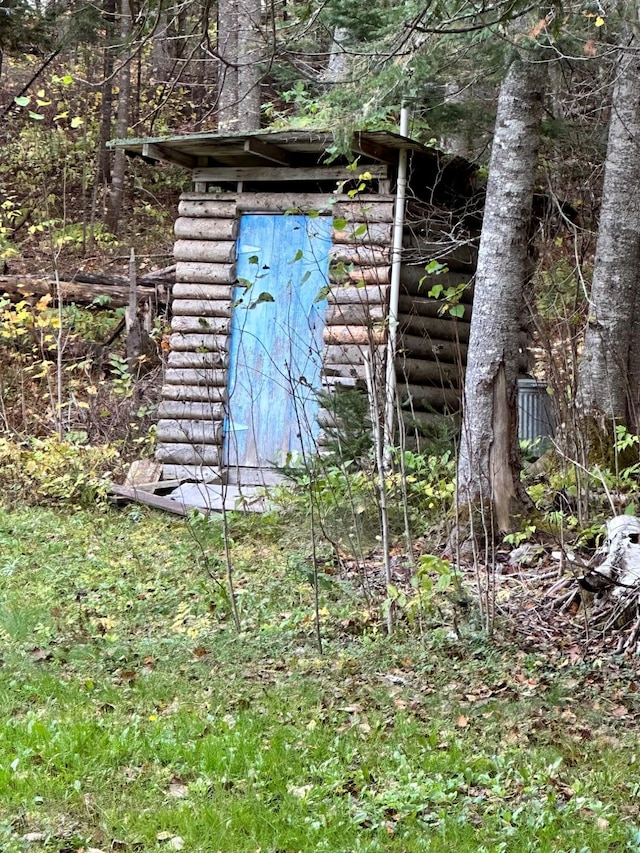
xmin=217 ymin=0 xmax=239 ymax=130
xmin=577 ymin=23 xmax=640 ymax=437
xmin=96 ymin=0 xmax=117 ymax=185
xmin=455 ymin=57 xmax=545 ymax=539
xmin=105 ymin=0 xmax=132 ymax=235
xmin=217 ymin=0 xmax=261 ymax=131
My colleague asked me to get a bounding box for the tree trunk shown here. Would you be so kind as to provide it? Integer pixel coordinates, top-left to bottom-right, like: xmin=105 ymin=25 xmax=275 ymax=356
xmin=455 ymin=57 xmax=545 ymax=539
xmin=577 ymin=23 xmax=640 ymax=437
xmin=105 ymin=0 xmax=132 ymax=235
xmin=96 ymin=0 xmax=117 ymax=185
xmin=237 ymin=0 xmax=261 ymax=130
xmin=217 ymin=0 xmax=239 ymax=130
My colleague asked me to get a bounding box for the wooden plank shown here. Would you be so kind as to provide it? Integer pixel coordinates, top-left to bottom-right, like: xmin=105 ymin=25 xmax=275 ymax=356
xmin=109 ymin=484 xmax=189 ymax=516
xmin=155 ymin=442 xmax=221 ymax=466
xmin=330 ymin=245 xmax=390 ymax=266
xmin=329 ymin=266 xmax=391 ymax=285
xmin=323 ymin=325 xmax=386 ymax=346
xmin=174 ymin=217 xmax=238 ymax=240
xmin=177 ymin=199 xmax=238 ymax=218
xmin=143 ymin=142 xmax=196 ymax=168
xmin=167 ymin=350 xmax=228 ymax=369
xmin=323 ymin=343 xmax=385 ymax=365
xmin=325 ymin=303 xmax=386 ymax=326
xmin=161 ymin=384 xmax=227 ymax=402
xmin=192 ymin=165 xmax=389 ymax=183
xmin=156 ymin=419 xmax=223 ymax=445
xmin=174 ymin=240 xmax=236 ymax=264
xmin=161 ymin=464 xmax=222 ymax=483
xmin=243 ymin=136 xmax=294 ymax=165
xmin=158 ymin=401 xmax=225 ymax=420
xmin=332 ymin=222 xmax=393 ymax=245
xmin=327 ymin=284 xmax=389 ymax=306
xmin=169 ymin=332 xmax=229 ymax=352
xmin=164 ymin=368 xmax=227 ymax=386
xmin=170 ymin=315 xmax=231 ymax=334
xmin=172 ymin=299 xmax=232 ymax=318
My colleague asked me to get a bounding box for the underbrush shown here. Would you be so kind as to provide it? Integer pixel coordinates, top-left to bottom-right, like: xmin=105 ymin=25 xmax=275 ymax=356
xmin=0 ymin=506 xmax=639 ymax=852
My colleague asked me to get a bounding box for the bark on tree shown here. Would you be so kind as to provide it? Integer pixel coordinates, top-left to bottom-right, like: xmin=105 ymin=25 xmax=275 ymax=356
xmin=577 ymin=22 xmax=640 ymax=437
xmin=455 ymin=56 xmax=545 ymax=539
xmin=217 ymin=0 xmax=261 ymax=130
xmin=96 ymin=0 xmax=116 ymax=185
xmin=105 ymin=0 xmax=133 ymax=235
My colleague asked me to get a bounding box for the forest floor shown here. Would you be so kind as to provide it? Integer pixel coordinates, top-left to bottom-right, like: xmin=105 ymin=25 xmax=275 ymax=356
xmin=1 ymin=503 xmax=640 ymax=853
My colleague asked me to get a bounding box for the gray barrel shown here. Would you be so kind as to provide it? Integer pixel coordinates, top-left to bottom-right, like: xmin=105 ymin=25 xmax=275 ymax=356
xmin=518 ymin=378 xmax=555 ymax=444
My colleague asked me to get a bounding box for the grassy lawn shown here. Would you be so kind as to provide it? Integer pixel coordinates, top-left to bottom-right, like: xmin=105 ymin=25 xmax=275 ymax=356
xmin=1 ymin=504 xmax=640 ymax=852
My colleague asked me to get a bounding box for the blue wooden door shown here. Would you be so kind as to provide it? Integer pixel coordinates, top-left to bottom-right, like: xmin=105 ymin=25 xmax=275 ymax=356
xmin=225 ymin=214 xmax=331 ymax=473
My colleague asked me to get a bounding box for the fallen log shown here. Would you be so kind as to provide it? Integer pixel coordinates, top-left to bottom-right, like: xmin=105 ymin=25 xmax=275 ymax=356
xmin=0 ymin=274 xmax=169 ymax=308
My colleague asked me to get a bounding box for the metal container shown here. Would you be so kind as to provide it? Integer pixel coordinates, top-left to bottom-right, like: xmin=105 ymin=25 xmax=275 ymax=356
xmin=518 ymin=378 xmax=555 ymax=445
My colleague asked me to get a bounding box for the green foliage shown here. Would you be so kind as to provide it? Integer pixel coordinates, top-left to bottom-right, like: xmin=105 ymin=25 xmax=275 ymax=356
xmin=0 ymin=436 xmax=119 ymax=507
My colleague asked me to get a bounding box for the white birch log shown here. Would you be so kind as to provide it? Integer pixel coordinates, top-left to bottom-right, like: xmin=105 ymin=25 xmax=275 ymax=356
xmin=174 ymin=264 xmax=236 ymax=285
xmin=174 ymin=240 xmax=236 ymax=264
xmin=174 ymin=217 xmax=238 ymax=240
xmin=169 ymin=333 xmax=229 ymax=352
xmin=158 ymin=401 xmax=225 ymax=420
xmin=167 ymin=351 xmax=229 ymax=369
xmin=162 ymin=384 xmax=227 ymax=402
xmin=157 ymin=419 xmax=223 ymax=445
xmin=155 ymin=443 xmax=221 ymax=465
xmin=170 ymin=316 xmax=231 ymax=334
xmin=164 ymin=368 xmax=227 ymax=386
xmin=172 ymin=299 xmax=233 ymax=317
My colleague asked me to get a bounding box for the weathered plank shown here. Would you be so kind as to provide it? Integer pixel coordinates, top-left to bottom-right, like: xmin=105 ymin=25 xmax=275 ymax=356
xmin=164 ymin=368 xmax=227 ymax=386
xmin=167 ymin=350 xmax=228 ymax=370
xmin=329 ymin=266 xmax=391 ymax=286
xmin=180 ymin=192 xmax=395 ymax=221
xmin=156 ymin=419 xmax=223 ymax=445
xmin=174 ymin=263 xmax=237 ymax=285
xmin=323 ymin=325 xmax=386 ymax=346
xmin=332 ymin=222 xmax=393 ymax=245
xmin=169 ymin=332 xmax=229 ymax=352
xmin=170 ymin=316 xmax=231 ymax=334
xmin=155 ymin=442 xmax=221 ymax=466
xmin=325 ymin=303 xmax=386 ymax=326
xmin=109 ymin=484 xmax=190 ymax=516
xmin=327 ymin=284 xmax=389 ymax=305
xmin=161 ymin=384 xmax=227 ymax=402
xmin=172 ymin=299 xmax=232 ymax=318
xmin=192 ymin=165 xmax=389 ymax=183
xmin=158 ymin=401 xmax=225 ymax=420
xmin=174 ymin=217 xmax=238 ymax=241
xmin=161 ymin=464 xmax=223 ymax=483
xmin=330 ymin=244 xmax=390 ymax=266
xmin=174 ymin=240 xmax=236 ymax=264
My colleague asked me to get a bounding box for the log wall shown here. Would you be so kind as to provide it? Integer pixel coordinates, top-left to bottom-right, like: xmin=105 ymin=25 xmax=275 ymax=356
xmin=156 ymin=192 xmax=396 ymax=480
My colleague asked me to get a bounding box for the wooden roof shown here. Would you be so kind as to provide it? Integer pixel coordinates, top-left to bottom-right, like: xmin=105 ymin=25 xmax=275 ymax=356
xmin=110 ymin=128 xmax=442 ymax=170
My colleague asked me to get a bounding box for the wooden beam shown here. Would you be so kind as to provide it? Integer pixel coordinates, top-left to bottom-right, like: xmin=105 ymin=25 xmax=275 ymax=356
xmin=352 ymin=133 xmax=397 ymax=164
xmin=142 ymin=142 xmax=196 ymax=169
xmin=243 ymin=137 xmax=294 ymax=166
xmin=192 ymin=165 xmax=389 ymax=183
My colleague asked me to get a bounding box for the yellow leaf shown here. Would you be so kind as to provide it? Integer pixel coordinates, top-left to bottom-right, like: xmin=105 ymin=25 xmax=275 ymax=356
xmin=595 ymin=15 xmax=605 ymax=26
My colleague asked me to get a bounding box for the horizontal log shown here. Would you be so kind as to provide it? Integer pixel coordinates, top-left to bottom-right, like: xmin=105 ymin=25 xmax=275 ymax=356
xmin=395 ymin=356 xmax=462 ymax=386
xmin=395 ymin=336 xmax=467 ymax=364
xmin=174 ymin=240 xmax=236 ymax=264
xmin=401 ymin=267 xmax=474 ymax=298
xmin=161 ymin=464 xmax=223 ymax=483
xmin=402 ymin=236 xmax=478 ymax=272
xmin=157 ymin=419 xmax=223 ymax=445
xmin=330 ymin=245 xmax=390 ymax=266
xmin=322 ymin=374 xmax=362 ymax=389
xmin=174 ymin=217 xmax=238 ymax=241
xmin=0 ymin=276 xmax=162 ymax=308
xmin=162 ymin=384 xmax=227 ymax=402
xmin=327 ymin=284 xmax=389 ymax=306
xmin=173 ymin=283 xmax=235 ymax=302
xmin=170 ymin=316 xmax=231 ymax=334
xmin=399 ymin=316 xmax=471 ymax=344
xmin=398 ymin=295 xmax=472 ymax=322
xmin=401 ymin=408 xmax=461 ymax=431
xmin=167 ymin=350 xmax=228 ymax=370
xmin=172 ymin=299 xmax=232 ymax=318
xmin=175 ymin=263 xmax=237 ymax=285
xmin=323 ymin=325 xmax=386 ymax=346
xmin=158 ymin=401 xmax=225 ymax=420
xmin=155 ymin=442 xmax=221 ymax=466
xmin=177 ymin=199 xmax=238 ymax=218
xmin=192 ymin=165 xmax=389 ymax=183
xmin=169 ymin=333 xmax=229 ymax=352
xmin=329 ymin=266 xmax=391 ymax=285
xmin=181 ymin=192 xmax=395 ymax=220
xmin=325 ymin=303 xmax=386 ymax=326
xmin=397 ymin=382 xmax=462 ymax=411
xmin=322 ymin=363 xmax=366 ymax=382
xmin=164 ymin=368 xmax=227 ymax=386
xmin=323 ymin=343 xmax=386 ymax=365
xmin=332 ymin=222 xmax=393 ymax=245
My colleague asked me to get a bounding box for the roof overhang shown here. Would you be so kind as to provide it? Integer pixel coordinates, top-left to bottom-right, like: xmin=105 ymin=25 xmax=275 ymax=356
xmin=108 ymin=128 xmax=441 ymax=170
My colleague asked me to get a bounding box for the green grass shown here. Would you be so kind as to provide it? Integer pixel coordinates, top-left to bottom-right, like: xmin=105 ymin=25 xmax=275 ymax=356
xmin=0 ymin=505 xmax=640 ymax=852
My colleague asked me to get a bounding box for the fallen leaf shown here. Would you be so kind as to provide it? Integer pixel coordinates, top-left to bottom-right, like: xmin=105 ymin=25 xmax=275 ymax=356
xmin=456 ymin=715 xmax=469 ymax=728
xmin=611 ymin=705 xmax=629 ymax=718
xmin=169 ymin=780 xmax=189 ymax=798
xmin=596 ymin=817 xmax=610 ymax=831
